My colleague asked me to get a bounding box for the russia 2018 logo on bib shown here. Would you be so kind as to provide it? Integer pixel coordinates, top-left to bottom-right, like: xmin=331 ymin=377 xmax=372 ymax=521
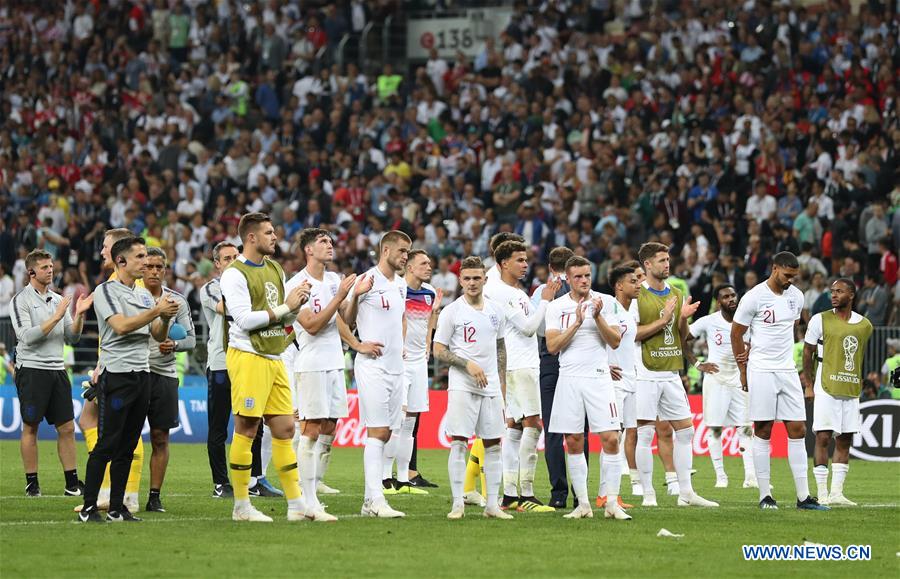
xmin=244 ymin=397 xmax=255 ymax=410
xmin=264 ymin=282 xmax=279 ymax=309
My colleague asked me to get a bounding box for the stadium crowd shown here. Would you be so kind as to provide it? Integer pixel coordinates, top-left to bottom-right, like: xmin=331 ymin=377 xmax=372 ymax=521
xmin=0 ymin=0 xmax=898 ymax=383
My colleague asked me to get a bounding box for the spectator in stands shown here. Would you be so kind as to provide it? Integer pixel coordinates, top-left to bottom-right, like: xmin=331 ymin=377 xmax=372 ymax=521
xmin=858 ymin=273 xmax=889 ymax=326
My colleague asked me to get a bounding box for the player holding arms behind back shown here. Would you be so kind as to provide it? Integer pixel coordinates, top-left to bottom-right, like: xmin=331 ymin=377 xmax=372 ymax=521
xmin=732 ymin=251 xmax=828 ymax=511
xmin=435 ymin=256 xmax=511 ymax=520
xmin=803 ymin=278 xmax=872 ymax=506
xmin=687 ymin=284 xmax=756 ymax=489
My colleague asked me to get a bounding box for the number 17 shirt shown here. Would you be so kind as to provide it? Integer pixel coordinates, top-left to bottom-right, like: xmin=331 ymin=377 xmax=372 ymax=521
xmin=434 ymin=297 xmax=507 ymax=397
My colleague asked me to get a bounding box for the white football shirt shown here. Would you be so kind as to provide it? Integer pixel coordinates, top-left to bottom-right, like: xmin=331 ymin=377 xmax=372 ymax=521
xmin=353 ymin=266 xmax=407 ymax=375
xmin=485 ymin=277 xmax=545 ymax=371
xmin=545 ymin=290 xmax=614 ymax=378
xmin=606 ymin=297 xmax=637 ymax=377
xmin=404 ymin=281 xmax=437 ymax=362
xmin=733 ymin=282 xmax=804 ymax=372
xmin=288 ymin=268 xmax=344 ymax=372
xmin=689 ymin=311 xmax=739 ymax=379
xmin=434 ymin=296 xmax=507 ymax=397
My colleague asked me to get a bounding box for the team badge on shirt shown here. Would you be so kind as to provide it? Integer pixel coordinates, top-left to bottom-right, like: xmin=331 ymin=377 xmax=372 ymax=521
xmin=244 ymin=397 xmax=255 ymax=410
xmin=142 ymin=294 xmax=152 ymax=308
xmin=329 ymin=284 xmax=338 ymax=297
xmin=489 ymin=314 xmax=500 ymax=330
xmin=424 ymin=295 xmax=432 ymax=306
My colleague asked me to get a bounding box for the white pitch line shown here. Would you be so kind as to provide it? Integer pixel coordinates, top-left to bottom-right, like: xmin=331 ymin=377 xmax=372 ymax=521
xmin=0 ymin=513 xmax=450 ymax=526
xmin=2 ymin=504 xmax=898 ymax=526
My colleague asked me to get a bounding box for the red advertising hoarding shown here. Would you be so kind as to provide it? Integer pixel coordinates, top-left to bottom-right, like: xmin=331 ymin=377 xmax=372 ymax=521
xmin=333 ymin=392 xmax=789 ymax=457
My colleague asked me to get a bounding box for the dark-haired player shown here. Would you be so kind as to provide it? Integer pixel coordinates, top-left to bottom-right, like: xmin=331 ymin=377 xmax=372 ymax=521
xmin=804 ymin=278 xmax=872 ymax=506
xmin=733 ymin=251 xmax=828 ymax=511
xmin=687 ymin=284 xmax=755 ymax=489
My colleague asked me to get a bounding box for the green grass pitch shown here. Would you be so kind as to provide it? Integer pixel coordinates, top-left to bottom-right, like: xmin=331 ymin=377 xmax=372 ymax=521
xmin=1 ymin=441 xmax=898 ymax=578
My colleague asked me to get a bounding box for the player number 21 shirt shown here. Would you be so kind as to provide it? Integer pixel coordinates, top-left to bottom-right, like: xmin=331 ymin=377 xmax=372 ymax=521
xmin=733 ymin=282 xmax=803 ymax=372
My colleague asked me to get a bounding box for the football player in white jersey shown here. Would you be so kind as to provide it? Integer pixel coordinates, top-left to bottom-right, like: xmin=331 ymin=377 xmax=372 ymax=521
xmin=435 ymin=256 xmax=512 ymax=520
xmin=485 ymin=232 xmax=524 ymax=284
xmin=732 ymin=251 xmax=828 ymax=511
xmin=803 ymin=278 xmax=872 ymax=506
xmin=342 ymin=230 xmax=410 ymax=518
xmin=687 ymin=284 xmax=755 ymax=489
xmin=598 ymin=263 xmax=640 ymax=510
xmin=381 ymin=249 xmax=440 ymax=494
xmin=485 ymin=240 xmax=558 ymax=512
xmin=285 ymin=228 xmax=360 ymax=521
xmin=545 ymin=256 xmax=631 ymax=520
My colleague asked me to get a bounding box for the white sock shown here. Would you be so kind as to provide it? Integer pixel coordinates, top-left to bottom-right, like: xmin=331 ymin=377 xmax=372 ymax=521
xmin=636 ymin=425 xmax=655 ymax=498
xmin=297 ymin=435 xmax=318 ymax=509
xmin=314 ymin=434 xmax=334 ymax=485
xmin=502 ymin=428 xmax=522 ymax=497
xmin=249 ymin=476 xmax=258 ymax=489
xmin=448 ymin=440 xmax=467 ymax=507
xmin=831 ymin=463 xmax=848 ymax=496
xmin=629 ymin=468 xmax=640 ymax=483
xmin=568 ymin=452 xmax=589 ymax=506
xmin=287 ymin=497 xmax=305 ymax=512
xmin=664 ymin=471 xmax=678 ymax=486
xmin=364 ymin=438 xmax=385 ymax=503
xmin=382 ymin=432 xmax=397 ymax=480
xmin=604 ymin=452 xmax=623 ymax=511
xmin=291 ymin=429 xmax=301 ymax=462
xmin=616 ymin=431 xmax=627 ymax=488
xmin=598 ymin=453 xmax=606 ymax=497
xmin=261 ymin=424 xmax=273 ymax=477
xmin=519 ymin=427 xmax=540 ymax=497
xmin=483 ymin=444 xmax=503 ymax=510
xmin=813 ymin=464 xmax=829 ymax=499
xmin=739 ymin=430 xmax=755 ymax=481
xmin=708 ymin=431 xmax=725 ymax=478
xmin=753 ymin=436 xmax=772 ymax=502
xmin=234 ymin=498 xmax=251 ymax=510
xmin=395 ymin=417 xmax=416 ymax=484
xmin=674 ymin=427 xmax=695 ymax=498
xmin=787 ymin=437 xmax=810 ymax=501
